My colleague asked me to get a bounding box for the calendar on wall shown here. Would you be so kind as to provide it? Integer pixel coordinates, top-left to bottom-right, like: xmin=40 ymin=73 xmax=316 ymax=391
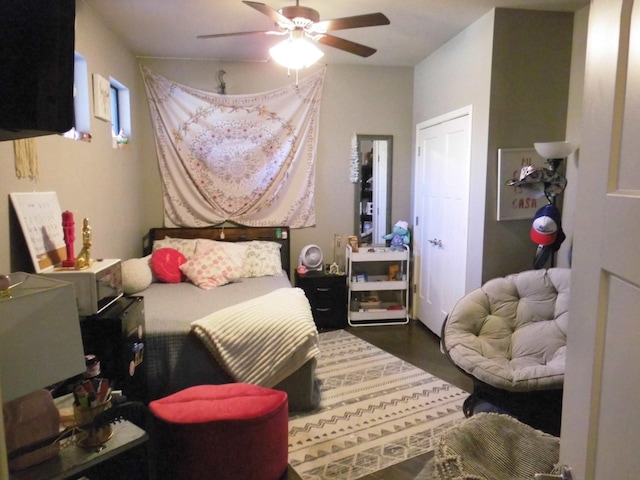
xmin=9 ymin=191 xmax=67 ymax=273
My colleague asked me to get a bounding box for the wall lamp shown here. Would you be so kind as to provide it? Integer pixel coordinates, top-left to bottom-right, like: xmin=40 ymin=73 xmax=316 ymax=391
xmin=534 ymin=141 xmax=577 ymax=171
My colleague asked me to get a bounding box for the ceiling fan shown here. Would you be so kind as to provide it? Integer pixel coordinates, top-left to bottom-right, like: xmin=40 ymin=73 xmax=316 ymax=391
xmin=197 ymin=1 xmax=390 ymax=60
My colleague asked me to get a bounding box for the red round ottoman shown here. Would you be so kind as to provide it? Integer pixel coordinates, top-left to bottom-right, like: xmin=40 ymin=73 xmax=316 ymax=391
xmin=149 ymin=384 xmax=289 ymax=480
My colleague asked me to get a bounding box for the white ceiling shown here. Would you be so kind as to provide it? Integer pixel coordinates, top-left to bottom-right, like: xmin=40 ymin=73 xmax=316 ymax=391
xmin=83 ymin=0 xmax=588 ymax=67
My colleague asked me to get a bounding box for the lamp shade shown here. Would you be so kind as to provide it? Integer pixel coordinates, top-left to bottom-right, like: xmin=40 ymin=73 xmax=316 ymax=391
xmin=534 ymin=141 xmax=577 ymax=159
xmin=0 ymin=273 xmax=86 ymax=402
xmin=269 ymin=35 xmax=324 ymax=70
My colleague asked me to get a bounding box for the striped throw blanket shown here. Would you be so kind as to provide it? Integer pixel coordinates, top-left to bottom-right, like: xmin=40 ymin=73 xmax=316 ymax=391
xmin=191 ymin=287 xmax=320 ymax=388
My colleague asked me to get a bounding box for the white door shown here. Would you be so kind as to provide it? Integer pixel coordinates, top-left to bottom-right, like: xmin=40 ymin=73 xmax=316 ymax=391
xmin=561 ymin=0 xmax=640 ymax=478
xmin=413 ymin=110 xmax=470 ymax=336
xmin=372 ymin=140 xmax=388 ymax=244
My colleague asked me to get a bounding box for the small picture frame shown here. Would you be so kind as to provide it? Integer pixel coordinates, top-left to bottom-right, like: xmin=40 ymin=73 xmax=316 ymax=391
xmin=348 ymin=235 xmax=359 ymax=252
xmin=93 ymin=74 xmax=111 ymax=121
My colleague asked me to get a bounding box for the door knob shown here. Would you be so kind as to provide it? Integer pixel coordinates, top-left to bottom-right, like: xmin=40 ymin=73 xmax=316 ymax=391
xmin=428 ymin=238 xmax=443 ymax=247
xmin=534 ymin=465 xmax=573 ymax=480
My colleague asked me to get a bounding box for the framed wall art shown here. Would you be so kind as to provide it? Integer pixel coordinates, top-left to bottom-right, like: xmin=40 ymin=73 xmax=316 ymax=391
xmin=497 ymin=147 xmax=546 ymax=221
xmin=92 ymin=74 xmax=111 ymax=121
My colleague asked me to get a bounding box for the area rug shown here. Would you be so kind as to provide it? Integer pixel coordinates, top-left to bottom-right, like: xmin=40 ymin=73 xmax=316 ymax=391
xmin=288 ymin=329 xmax=467 ymax=480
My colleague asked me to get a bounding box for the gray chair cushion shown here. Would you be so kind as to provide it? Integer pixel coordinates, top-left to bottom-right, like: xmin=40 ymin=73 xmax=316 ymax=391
xmin=443 ymin=268 xmax=570 ymax=392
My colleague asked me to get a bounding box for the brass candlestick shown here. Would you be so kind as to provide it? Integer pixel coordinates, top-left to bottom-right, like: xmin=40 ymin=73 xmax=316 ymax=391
xmin=74 ymin=218 xmax=92 ymax=269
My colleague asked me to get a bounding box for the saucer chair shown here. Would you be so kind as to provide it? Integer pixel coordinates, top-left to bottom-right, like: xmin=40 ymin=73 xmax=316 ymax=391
xmin=441 ymin=268 xmax=570 ymax=436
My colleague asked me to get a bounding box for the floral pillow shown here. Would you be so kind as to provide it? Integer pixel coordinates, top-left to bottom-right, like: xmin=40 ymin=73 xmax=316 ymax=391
xmin=152 ymin=236 xmax=197 ymax=259
xmin=196 ymin=239 xmax=248 ymax=276
xmin=242 ymin=241 xmax=283 ymax=277
xmin=180 ymin=242 xmax=244 ymax=289
xmin=151 ymin=248 xmax=187 ymax=283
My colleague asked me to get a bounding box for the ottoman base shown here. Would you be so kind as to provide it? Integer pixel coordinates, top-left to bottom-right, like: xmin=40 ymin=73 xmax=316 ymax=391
xmin=149 ymin=384 xmax=289 ymax=480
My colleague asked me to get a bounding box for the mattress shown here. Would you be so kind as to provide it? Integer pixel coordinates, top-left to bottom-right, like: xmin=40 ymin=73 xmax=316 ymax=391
xmin=138 ymin=275 xmax=320 ymax=411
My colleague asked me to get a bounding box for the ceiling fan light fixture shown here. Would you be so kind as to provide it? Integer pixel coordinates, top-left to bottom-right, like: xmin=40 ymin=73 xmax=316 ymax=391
xmin=269 ymin=34 xmax=324 ymax=70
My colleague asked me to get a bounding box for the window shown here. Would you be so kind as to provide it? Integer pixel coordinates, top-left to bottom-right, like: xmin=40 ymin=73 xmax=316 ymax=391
xmin=110 ymin=84 xmax=120 ymax=136
xmin=109 ymin=77 xmax=131 ymax=147
xmin=62 ymin=52 xmax=91 ymax=141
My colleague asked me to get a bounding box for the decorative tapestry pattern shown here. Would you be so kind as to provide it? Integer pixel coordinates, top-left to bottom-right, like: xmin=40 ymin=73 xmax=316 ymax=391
xmin=141 ymin=66 xmax=326 ymax=228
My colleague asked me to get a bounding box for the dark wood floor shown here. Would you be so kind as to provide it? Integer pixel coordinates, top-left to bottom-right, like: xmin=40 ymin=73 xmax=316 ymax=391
xmin=284 ymin=319 xmax=474 ymax=480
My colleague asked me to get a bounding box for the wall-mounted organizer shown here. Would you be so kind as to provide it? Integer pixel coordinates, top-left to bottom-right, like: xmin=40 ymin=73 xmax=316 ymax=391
xmin=346 ymin=244 xmax=409 ymax=326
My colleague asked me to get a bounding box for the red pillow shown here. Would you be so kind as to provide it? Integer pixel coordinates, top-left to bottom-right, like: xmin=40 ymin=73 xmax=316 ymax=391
xmin=151 ymin=247 xmax=187 ymax=283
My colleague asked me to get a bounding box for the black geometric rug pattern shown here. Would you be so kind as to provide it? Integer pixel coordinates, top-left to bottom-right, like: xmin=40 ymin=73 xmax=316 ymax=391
xmin=288 ymin=329 xmax=466 ymax=480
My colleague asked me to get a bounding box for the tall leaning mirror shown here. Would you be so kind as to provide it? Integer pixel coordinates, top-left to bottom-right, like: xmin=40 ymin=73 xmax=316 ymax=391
xmin=354 ymin=134 xmax=393 ymax=245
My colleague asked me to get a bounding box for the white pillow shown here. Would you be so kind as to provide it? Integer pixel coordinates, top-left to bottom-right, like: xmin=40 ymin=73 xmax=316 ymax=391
xmin=180 ymin=242 xmax=244 ymax=289
xmin=152 ymin=236 xmax=197 ymax=259
xmin=121 ymin=256 xmax=153 ymax=294
xmin=242 ymin=241 xmax=283 ymax=277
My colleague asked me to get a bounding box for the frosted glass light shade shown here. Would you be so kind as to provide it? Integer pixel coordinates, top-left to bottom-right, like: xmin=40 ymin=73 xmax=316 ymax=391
xmin=534 ymin=141 xmax=577 ymax=159
xmin=269 ymin=36 xmax=324 ymax=70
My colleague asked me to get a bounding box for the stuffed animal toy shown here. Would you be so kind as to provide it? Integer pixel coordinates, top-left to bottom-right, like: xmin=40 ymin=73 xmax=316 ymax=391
xmin=383 ymin=220 xmax=410 ymax=250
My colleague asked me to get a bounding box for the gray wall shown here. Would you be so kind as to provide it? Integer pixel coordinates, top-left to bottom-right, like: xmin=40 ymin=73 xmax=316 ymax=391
xmin=0 ymin=5 xmax=414 ymax=275
xmin=412 ymin=8 xmax=575 ymax=290
xmin=0 ymin=3 xmax=585 ymax=290
xmin=136 ymin=60 xmax=414 ymax=276
xmin=0 ymin=2 xmax=149 ymax=273
xmin=484 ymin=8 xmax=574 ymax=281
xmin=557 ymin=6 xmax=589 ymax=268
xmin=413 ymin=11 xmax=495 ymax=292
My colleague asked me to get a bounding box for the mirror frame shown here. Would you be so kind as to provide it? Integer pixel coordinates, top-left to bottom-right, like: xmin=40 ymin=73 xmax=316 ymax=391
xmin=354 ymin=134 xmax=393 ymax=245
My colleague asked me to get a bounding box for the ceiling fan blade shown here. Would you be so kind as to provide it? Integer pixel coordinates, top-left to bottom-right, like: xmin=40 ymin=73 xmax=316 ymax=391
xmin=242 ymin=1 xmax=294 ymax=28
xmin=197 ymin=30 xmax=281 ymax=39
xmin=311 ymin=13 xmax=390 ymax=33
xmin=316 ymin=34 xmax=377 ymax=57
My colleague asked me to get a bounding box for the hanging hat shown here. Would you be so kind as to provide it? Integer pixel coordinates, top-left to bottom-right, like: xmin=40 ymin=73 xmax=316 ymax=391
xmin=507 ymin=165 xmax=567 ymax=197
xmin=530 ymin=204 xmax=562 ymax=246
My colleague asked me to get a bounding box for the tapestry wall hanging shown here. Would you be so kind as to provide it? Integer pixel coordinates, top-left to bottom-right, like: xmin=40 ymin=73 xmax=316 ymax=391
xmin=141 ymin=66 xmax=326 ymax=228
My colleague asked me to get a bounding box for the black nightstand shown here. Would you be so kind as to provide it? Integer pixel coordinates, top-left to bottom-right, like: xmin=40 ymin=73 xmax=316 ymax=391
xmin=295 ymin=271 xmax=347 ymax=330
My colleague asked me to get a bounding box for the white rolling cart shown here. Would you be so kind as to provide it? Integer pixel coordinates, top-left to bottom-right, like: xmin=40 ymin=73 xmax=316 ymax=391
xmin=346 ymin=244 xmax=410 ymax=326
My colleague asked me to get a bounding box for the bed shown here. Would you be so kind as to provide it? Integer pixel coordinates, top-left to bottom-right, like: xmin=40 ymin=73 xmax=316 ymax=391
xmin=129 ymin=225 xmax=320 ymax=412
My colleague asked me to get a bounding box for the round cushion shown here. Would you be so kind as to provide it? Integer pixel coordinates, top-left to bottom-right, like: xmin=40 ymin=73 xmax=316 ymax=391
xmin=443 ymin=268 xmax=570 ymax=392
xmin=121 ymin=256 xmax=153 ymax=294
xmin=149 ymin=384 xmax=289 ymax=480
xmin=150 ymin=248 xmax=187 ymax=283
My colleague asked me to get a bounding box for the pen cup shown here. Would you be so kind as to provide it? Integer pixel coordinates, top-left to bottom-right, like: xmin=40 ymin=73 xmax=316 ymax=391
xmin=73 ymin=397 xmax=113 ymax=447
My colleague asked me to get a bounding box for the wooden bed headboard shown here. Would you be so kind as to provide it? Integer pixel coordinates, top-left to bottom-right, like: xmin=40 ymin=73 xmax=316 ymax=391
xmin=143 ymin=226 xmax=291 ymax=275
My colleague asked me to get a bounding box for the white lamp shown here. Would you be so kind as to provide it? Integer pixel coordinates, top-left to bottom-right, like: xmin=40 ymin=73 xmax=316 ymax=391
xmin=534 ymin=141 xmax=577 ymax=170
xmin=269 ymin=31 xmax=324 ymax=70
xmin=1 ymin=272 xmax=86 ymax=471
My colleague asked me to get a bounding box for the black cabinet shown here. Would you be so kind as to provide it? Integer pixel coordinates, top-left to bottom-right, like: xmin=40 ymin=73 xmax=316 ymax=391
xmin=295 ymin=271 xmax=347 ymax=330
xmin=80 ymin=296 xmax=146 ymax=402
